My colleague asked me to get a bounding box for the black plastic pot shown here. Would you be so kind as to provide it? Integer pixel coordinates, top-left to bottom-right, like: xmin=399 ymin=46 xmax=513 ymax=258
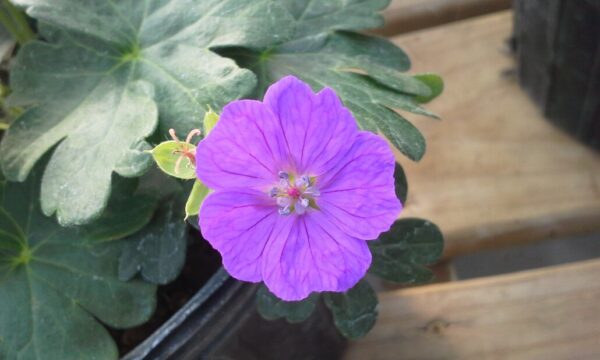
xmin=513 ymin=0 xmax=600 ymax=148
xmin=122 ymin=268 xmax=346 ymax=360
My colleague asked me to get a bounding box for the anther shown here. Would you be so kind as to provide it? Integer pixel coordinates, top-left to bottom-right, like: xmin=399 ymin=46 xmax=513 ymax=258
xmin=278 ymin=171 xmax=289 ymax=180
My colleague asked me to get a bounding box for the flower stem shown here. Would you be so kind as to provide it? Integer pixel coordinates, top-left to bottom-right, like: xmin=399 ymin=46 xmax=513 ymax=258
xmin=0 ymin=0 xmax=34 ymax=45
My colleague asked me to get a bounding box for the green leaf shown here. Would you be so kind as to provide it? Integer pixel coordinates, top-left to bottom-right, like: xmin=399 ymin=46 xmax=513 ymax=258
xmin=185 ymin=179 xmax=209 ymax=219
xmin=226 ymin=3 xmax=438 ymax=161
xmin=117 ymin=169 xmax=187 ymax=285
xmin=0 ymin=168 xmax=157 ymax=360
xmin=394 ymin=162 xmax=408 ymax=204
xmin=256 ymin=284 xmax=318 ymax=324
xmin=414 ymin=73 xmax=444 ymax=103
xmin=324 ymin=280 xmax=378 ymax=340
xmin=279 ymin=0 xmax=389 ymax=38
xmin=1 ymin=0 xmax=295 ymax=225
xmin=119 ymin=193 xmax=187 ymax=285
xmin=151 ymin=141 xmax=196 ymax=180
xmin=368 ymin=218 xmax=444 ymax=284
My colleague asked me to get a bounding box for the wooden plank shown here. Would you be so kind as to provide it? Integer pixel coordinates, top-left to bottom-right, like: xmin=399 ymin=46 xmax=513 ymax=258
xmin=377 ymin=0 xmax=512 ymax=36
xmin=345 ymin=258 xmax=600 ymax=359
xmin=389 ymin=12 xmax=600 ymax=258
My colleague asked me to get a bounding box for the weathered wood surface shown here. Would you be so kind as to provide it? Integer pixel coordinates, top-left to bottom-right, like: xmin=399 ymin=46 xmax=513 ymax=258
xmin=345 ymin=258 xmax=600 ymax=359
xmin=391 ymin=11 xmax=600 ymax=258
xmin=378 ymin=0 xmax=512 ymax=36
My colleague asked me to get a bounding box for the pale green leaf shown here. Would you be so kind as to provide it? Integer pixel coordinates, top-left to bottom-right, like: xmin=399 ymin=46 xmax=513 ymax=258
xmin=1 ymin=0 xmax=294 ymax=225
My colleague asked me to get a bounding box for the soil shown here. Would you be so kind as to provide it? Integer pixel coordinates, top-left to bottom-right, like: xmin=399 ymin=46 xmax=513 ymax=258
xmin=109 ymin=229 xmax=222 ymax=356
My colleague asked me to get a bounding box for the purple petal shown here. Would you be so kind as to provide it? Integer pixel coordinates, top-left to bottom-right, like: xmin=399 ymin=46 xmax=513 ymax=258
xmin=319 ymin=131 xmax=402 ymax=240
xmin=196 ymin=100 xmax=288 ymax=191
xmin=262 ymin=212 xmax=371 ymax=301
xmin=263 ymin=75 xmax=358 ymax=175
xmin=199 ymin=190 xmax=287 ymax=282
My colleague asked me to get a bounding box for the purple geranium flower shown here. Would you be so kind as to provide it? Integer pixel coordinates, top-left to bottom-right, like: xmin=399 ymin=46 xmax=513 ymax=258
xmin=196 ymin=76 xmax=402 ymax=301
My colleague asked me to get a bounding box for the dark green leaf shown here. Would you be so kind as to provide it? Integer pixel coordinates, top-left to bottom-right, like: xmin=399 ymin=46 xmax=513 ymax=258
xmin=324 ymin=280 xmax=378 ymax=340
xmin=414 ymin=73 xmax=444 ymax=103
xmin=119 ymin=194 xmax=187 ymax=285
xmin=394 ymin=163 xmax=408 ymax=204
xmin=118 ymin=170 xmax=187 ymax=285
xmin=256 ymin=284 xmax=318 ymax=324
xmin=0 ymin=168 xmax=156 ymax=360
xmin=369 ymin=218 xmax=444 ymax=284
xmin=226 ymin=7 xmax=438 ymax=161
xmin=279 ymin=0 xmax=389 ymax=38
xmin=1 ymin=0 xmax=294 ymax=225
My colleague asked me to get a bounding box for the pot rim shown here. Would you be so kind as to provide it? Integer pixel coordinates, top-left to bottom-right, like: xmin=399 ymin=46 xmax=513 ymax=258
xmin=121 ymin=267 xmax=230 ymax=360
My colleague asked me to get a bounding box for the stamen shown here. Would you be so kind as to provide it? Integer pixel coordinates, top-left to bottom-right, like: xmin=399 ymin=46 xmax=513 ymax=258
xmin=269 ymin=171 xmax=320 ymax=216
xmin=174 ymin=156 xmax=184 ymax=175
xmin=185 ymin=129 xmax=202 ymax=143
xmin=269 ymin=187 xmax=279 ymax=198
xmin=169 ymin=128 xmax=180 ymax=142
xmin=299 ymin=197 xmax=309 ymax=208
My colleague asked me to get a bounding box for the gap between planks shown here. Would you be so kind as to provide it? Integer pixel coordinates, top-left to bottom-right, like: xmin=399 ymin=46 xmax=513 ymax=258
xmin=388 ymin=11 xmax=600 ymax=258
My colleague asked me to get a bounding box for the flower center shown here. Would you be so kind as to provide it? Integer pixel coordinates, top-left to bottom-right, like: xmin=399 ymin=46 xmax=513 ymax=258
xmin=269 ymin=171 xmax=320 ymax=216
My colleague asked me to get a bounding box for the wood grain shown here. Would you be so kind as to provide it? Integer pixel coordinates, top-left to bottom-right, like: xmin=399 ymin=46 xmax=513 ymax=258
xmin=345 ymin=258 xmax=600 ymax=359
xmin=390 ymin=11 xmax=600 ymax=258
xmin=377 ymin=0 xmax=512 ymax=36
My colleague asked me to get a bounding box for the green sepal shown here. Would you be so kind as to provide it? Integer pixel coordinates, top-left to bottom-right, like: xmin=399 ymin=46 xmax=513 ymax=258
xmin=203 ymin=107 xmax=220 ymax=135
xmin=151 ymin=141 xmax=196 ymax=180
xmin=185 ymin=179 xmax=210 ymax=219
xmin=413 ymin=73 xmax=444 ymax=103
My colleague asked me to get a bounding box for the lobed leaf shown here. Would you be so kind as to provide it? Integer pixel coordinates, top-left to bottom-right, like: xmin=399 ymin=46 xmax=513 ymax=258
xmin=118 ymin=170 xmax=188 ymax=285
xmin=368 ymin=218 xmax=444 ymax=284
xmin=119 ymin=194 xmax=187 ymax=285
xmin=1 ymin=0 xmax=295 ymax=225
xmin=225 ymin=2 xmax=440 ymax=161
xmin=324 ymin=280 xmax=378 ymax=340
xmin=279 ymin=0 xmax=390 ymax=38
xmin=256 ymin=285 xmax=318 ymax=324
xmin=0 ymin=167 xmax=156 ymax=360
